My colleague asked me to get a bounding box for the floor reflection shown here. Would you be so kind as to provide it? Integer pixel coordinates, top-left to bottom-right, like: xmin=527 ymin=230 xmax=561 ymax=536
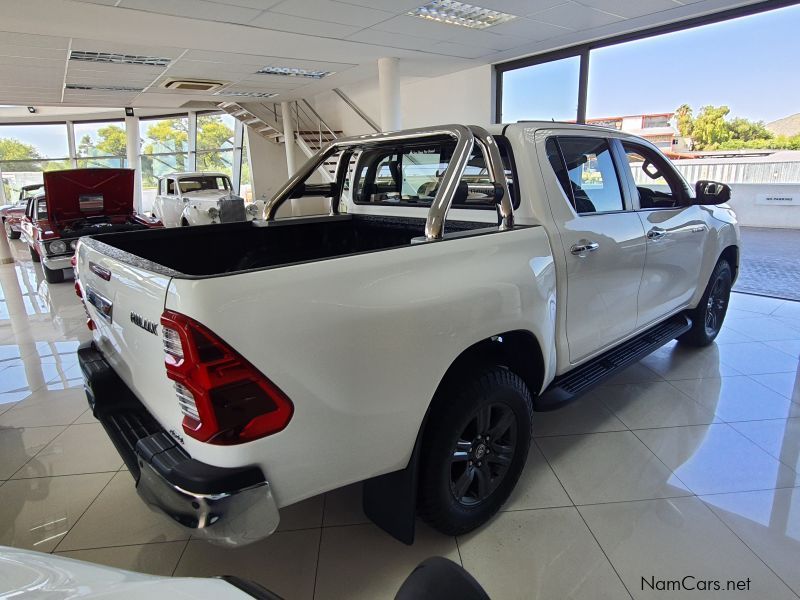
xmin=0 ymin=241 xmax=87 ymax=406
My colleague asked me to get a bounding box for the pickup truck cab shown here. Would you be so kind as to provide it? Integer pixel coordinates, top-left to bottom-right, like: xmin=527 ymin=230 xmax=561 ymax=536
xmin=1 ymin=183 xmax=42 ymax=239
xmin=152 ymin=172 xmax=262 ymax=227
xmin=20 ymin=168 xmax=160 ymax=283
xmin=76 ymin=123 xmax=739 ymax=547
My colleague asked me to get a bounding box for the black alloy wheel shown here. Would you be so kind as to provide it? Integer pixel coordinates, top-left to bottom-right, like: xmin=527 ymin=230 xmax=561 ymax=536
xmin=450 ymin=403 xmax=517 ymax=506
xmin=678 ymin=258 xmax=732 ymax=346
xmin=418 ymin=366 xmax=533 ymax=535
xmin=704 ymin=275 xmax=728 ymax=337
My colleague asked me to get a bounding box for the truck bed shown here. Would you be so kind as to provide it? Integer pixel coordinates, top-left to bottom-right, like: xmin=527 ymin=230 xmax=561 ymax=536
xmin=83 ymin=214 xmax=492 ymax=278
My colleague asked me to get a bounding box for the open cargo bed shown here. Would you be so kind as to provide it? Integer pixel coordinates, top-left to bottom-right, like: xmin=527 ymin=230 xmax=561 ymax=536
xmin=83 ymin=214 xmax=493 ymax=278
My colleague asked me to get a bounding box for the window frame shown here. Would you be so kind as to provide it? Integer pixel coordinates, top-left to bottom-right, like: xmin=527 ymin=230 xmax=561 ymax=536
xmin=494 ymin=0 xmax=797 ymax=124
xmin=613 ymin=138 xmax=692 ymax=211
xmin=547 ymin=135 xmax=630 ymax=216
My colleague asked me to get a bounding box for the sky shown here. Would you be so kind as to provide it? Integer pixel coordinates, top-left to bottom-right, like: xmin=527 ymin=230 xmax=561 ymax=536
xmin=0 ymin=123 xmax=70 ymax=158
xmin=503 ymin=3 xmax=800 ymax=125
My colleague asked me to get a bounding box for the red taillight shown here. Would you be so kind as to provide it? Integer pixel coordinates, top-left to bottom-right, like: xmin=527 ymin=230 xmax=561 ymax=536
xmin=160 ymin=310 xmax=293 ymax=445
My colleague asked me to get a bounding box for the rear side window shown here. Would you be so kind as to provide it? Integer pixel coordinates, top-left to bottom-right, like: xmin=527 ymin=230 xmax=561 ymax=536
xmin=548 ymin=137 xmax=624 ymax=214
xmin=352 ymin=137 xmax=517 ymax=210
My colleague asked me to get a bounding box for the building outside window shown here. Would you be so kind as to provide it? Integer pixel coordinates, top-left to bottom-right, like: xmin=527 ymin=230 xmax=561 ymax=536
xmin=196 ymin=113 xmax=236 ymax=179
xmin=73 ymin=120 xmax=127 ymax=169
xmin=0 ymin=124 xmax=71 ymax=202
xmin=500 ymin=55 xmax=580 ymax=123
xmin=139 ymin=116 xmax=189 ymax=212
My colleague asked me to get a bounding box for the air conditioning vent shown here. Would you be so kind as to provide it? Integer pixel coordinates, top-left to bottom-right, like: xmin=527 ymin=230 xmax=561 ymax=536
xmin=161 ymin=79 xmax=226 ymax=92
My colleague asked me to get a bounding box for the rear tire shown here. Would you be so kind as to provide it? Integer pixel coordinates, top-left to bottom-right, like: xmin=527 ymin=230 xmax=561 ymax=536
xmin=418 ymin=366 xmax=533 ymax=536
xmin=43 ymin=264 xmax=65 ymax=284
xmin=4 ymin=220 xmax=20 ymax=240
xmin=678 ymin=259 xmax=732 ymax=347
xmin=30 ymin=246 xmax=41 ymax=262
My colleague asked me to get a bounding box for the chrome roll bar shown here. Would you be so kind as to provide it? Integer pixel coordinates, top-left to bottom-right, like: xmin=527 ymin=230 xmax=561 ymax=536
xmin=263 ymin=124 xmax=514 ymax=240
xmin=468 ymin=125 xmax=514 ymax=233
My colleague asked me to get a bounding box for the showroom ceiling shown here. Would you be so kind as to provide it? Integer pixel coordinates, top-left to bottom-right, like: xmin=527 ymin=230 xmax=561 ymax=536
xmin=0 ymin=0 xmax=769 ymax=109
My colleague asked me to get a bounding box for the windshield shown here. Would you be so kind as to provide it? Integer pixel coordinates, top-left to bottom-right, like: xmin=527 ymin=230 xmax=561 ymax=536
xmin=179 ymin=176 xmax=230 ymax=194
xmin=20 ymin=185 xmax=43 ymax=203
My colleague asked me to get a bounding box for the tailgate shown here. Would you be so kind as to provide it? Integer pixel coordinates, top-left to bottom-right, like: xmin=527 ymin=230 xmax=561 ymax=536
xmin=76 ymin=241 xmax=179 ymax=432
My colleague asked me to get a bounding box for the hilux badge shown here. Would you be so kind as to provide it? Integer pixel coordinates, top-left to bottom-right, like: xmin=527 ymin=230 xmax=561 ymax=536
xmin=130 ymin=312 xmax=158 ymax=335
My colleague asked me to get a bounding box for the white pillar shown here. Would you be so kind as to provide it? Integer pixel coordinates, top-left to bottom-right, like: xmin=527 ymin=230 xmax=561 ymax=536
xmin=0 ymin=164 xmax=6 ymax=205
xmin=378 ymin=57 xmax=401 ymax=132
xmin=187 ymin=111 xmax=197 ymax=172
xmin=0 ymin=165 xmax=11 ymax=264
xmin=125 ymin=115 xmax=143 ymax=214
xmin=66 ymin=121 xmax=78 ymax=168
xmin=232 ymin=119 xmax=244 ymax=194
xmin=0 ymin=221 xmax=12 ymax=264
xmin=280 ymin=101 xmax=297 ymax=176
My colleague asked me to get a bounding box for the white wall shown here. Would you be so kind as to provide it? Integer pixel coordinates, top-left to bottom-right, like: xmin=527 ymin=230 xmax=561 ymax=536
xmin=728 ymin=184 xmax=800 ymax=229
xmin=310 ymin=64 xmax=494 ymax=135
xmin=246 ymin=126 xmax=289 ymax=202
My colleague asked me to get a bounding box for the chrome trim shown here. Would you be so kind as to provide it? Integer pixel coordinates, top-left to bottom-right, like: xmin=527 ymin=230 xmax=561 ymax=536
xmin=85 ymin=288 xmax=113 ymax=322
xmin=136 ymin=460 xmax=280 ymax=547
xmin=263 ymin=125 xmax=477 ymax=240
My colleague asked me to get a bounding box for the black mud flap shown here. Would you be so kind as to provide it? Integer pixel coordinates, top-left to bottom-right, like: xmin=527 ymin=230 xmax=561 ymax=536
xmin=362 ymin=430 xmax=423 ymax=545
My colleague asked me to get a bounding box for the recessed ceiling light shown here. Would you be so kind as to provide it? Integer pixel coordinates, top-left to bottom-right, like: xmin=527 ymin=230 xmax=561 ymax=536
xmin=408 ymin=0 xmax=516 ymax=29
xmin=256 ymin=66 xmax=333 ymax=79
xmin=64 ymin=83 xmax=143 ymax=92
xmin=70 ymin=50 xmax=171 ymax=67
xmin=213 ymin=90 xmax=278 ymax=98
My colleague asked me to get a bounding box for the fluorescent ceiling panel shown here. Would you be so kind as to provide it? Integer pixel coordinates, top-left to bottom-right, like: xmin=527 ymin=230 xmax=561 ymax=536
xmin=65 ymin=83 xmax=144 ymax=92
xmin=213 ymin=90 xmax=278 ymax=98
xmin=408 ymin=0 xmax=517 ymax=29
xmin=70 ymin=50 xmax=171 ymax=67
xmin=255 ymin=66 xmax=333 ymax=79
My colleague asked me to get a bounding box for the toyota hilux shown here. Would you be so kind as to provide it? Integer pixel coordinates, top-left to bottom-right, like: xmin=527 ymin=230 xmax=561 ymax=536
xmin=75 ymin=123 xmax=739 ymax=547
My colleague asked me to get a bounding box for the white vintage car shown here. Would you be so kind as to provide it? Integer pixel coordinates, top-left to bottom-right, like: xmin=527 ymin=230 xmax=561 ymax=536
xmin=152 ymin=172 xmax=262 ymax=227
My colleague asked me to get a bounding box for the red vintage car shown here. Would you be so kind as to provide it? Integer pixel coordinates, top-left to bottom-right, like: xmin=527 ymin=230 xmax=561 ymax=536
xmin=1 ymin=183 xmax=43 ymax=239
xmin=20 ymin=168 xmax=161 ymax=283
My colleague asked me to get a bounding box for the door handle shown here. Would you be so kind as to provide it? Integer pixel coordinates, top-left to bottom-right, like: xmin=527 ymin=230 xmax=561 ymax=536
xmin=570 ymin=241 xmax=599 ymax=255
xmin=647 ymin=228 xmax=667 ymax=240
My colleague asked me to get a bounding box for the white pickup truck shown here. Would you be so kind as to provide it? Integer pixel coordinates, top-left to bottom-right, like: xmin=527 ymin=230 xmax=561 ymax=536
xmin=76 ymin=123 xmax=739 ymax=547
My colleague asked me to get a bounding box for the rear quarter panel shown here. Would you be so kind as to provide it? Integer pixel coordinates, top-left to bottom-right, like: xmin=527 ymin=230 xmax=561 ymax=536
xmin=166 ymin=226 xmax=556 ymax=507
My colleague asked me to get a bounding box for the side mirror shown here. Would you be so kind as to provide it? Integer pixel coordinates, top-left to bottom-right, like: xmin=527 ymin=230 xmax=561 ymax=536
xmin=695 ymin=180 xmax=731 ymax=205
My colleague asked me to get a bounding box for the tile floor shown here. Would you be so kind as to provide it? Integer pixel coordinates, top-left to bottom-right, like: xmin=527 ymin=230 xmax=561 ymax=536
xmin=1 ymin=238 xmax=799 ymax=599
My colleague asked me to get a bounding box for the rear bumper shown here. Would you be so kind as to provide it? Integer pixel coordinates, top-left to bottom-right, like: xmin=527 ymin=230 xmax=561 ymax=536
xmin=78 ymin=342 xmax=280 ymax=547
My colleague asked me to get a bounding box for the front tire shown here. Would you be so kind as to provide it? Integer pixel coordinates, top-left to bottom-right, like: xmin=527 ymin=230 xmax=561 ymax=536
xmin=4 ymin=220 xmax=20 ymax=240
xmin=418 ymin=366 xmax=533 ymax=536
xmin=678 ymin=259 xmax=732 ymax=347
xmin=43 ymin=264 xmax=65 ymax=284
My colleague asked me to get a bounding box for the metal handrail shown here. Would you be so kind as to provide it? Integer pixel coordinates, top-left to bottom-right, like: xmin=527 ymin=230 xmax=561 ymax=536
xmin=299 ymin=100 xmax=337 ymax=140
xmin=264 ymin=125 xmax=480 ymax=241
xmin=333 ymin=88 xmax=381 ymax=133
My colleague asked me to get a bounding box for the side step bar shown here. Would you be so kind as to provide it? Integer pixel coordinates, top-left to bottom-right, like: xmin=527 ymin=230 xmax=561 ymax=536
xmin=537 ymin=313 xmax=692 ymax=410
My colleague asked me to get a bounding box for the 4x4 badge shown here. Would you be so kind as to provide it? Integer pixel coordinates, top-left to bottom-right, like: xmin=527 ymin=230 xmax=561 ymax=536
xmin=130 ymin=312 xmax=158 ymax=335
